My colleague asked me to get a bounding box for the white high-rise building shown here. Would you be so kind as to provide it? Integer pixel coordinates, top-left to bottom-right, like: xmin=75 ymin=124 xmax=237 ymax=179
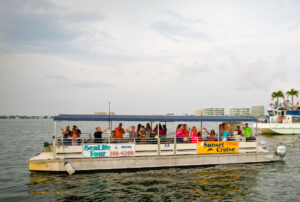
xmin=229 ymin=108 xmax=240 ymax=116
xmin=229 ymin=107 xmax=250 ymax=116
xmin=239 ymin=108 xmax=250 ymax=116
xmin=251 ymin=105 xmax=265 ymax=118
xmin=203 ymin=107 xmax=225 ymax=116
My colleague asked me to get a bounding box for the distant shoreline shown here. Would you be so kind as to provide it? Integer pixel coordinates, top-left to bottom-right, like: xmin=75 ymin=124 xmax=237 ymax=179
xmin=0 ymin=116 xmax=53 ymax=120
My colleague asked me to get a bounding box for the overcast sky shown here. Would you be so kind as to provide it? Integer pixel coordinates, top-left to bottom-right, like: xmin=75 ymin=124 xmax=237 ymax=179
xmin=0 ymin=0 xmax=300 ymax=115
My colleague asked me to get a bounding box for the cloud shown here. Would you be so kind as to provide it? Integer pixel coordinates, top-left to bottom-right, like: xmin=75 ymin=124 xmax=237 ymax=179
xmin=45 ymin=74 xmax=113 ymax=88
xmin=232 ymin=55 xmax=287 ymax=91
xmin=0 ymin=0 xmax=106 ymax=52
xmin=162 ymin=10 xmax=207 ymax=25
xmin=151 ymin=10 xmax=209 ymax=41
xmin=69 ymin=81 xmax=113 ymax=88
xmin=290 ymin=21 xmax=300 ymax=31
xmin=45 ymin=74 xmax=69 ymax=80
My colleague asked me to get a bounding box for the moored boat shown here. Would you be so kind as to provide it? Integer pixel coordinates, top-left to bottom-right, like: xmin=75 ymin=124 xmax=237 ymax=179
xmin=256 ymin=107 xmax=300 ymax=135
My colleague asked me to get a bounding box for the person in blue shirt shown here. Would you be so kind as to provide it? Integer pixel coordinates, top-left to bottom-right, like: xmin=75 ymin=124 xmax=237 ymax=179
xmin=222 ymin=124 xmax=231 ymax=141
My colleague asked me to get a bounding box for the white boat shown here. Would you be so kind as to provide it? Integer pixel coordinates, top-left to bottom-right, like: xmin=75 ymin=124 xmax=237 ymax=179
xmin=256 ymin=107 xmax=300 ymax=135
xmin=29 ymin=114 xmax=286 ymax=175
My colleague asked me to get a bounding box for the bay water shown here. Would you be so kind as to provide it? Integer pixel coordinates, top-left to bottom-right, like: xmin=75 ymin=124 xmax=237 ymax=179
xmin=1 ymin=119 xmax=300 ymax=201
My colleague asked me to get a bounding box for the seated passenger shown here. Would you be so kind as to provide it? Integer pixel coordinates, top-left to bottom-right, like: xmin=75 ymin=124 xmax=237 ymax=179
xmin=61 ymin=126 xmax=72 ymax=145
xmin=110 ymin=131 xmax=117 ymax=143
xmin=94 ymin=126 xmax=110 ymax=143
xmin=197 ymin=131 xmax=203 ymax=142
xmin=114 ymin=123 xmax=125 ymax=143
xmin=202 ymin=128 xmax=217 ymax=141
xmin=236 ymin=126 xmax=243 ymax=136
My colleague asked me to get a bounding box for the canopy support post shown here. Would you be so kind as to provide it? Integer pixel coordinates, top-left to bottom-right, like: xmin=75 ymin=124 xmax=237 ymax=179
xmin=256 ymin=122 xmax=258 ymax=152
xmin=53 ymin=121 xmax=57 ymax=159
xmin=174 ymin=123 xmax=177 ymax=156
xmin=157 ymin=135 xmax=160 ymax=156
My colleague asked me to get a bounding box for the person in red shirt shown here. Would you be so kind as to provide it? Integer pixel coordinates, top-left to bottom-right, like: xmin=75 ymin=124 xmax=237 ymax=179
xmin=114 ymin=123 xmax=125 ymax=143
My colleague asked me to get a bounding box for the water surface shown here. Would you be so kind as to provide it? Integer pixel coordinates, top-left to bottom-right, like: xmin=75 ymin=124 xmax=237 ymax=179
xmin=0 ymin=119 xmax=300 ymax=201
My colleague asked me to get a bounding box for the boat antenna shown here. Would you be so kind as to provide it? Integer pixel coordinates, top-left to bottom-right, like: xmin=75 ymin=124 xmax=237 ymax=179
xmin=108 ymin=101 xmax=112 ymax=136
xmin=108 ymin=101 xmax=111 ymax=124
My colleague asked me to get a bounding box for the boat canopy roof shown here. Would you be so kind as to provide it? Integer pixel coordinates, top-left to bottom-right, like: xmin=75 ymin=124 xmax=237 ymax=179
xmin=54 ymin=114 xmax=258 ymax=122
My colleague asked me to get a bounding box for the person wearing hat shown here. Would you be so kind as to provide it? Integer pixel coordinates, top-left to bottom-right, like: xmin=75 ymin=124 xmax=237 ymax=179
xmin=242 ymin=123 xmax=253 ymax=139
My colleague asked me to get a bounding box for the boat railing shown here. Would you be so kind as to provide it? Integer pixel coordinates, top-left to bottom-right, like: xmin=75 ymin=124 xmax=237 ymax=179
xmin=53 ymin=136 xmax=258 ymax=159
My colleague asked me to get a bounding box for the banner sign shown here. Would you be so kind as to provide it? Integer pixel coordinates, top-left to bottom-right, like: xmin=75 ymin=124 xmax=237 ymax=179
xmin=82 ymin=144 xmax=135 ymax=158
xmin=197 ymin=141 xmax=238 ymax=154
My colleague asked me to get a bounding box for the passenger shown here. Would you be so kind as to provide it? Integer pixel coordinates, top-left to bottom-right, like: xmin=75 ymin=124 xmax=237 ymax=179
xmin=202 ymin=128 xmax=217 ymax=141
xmin=71 ymin=128 xmax=79 ymax=146
xmin=222 ymin=124 xmax=231 ymax=141
xmin=191 ymin=126 xmax=199 ymax=143
xmin=61 ymin=126 xmax=72 ymax=145
xmin=219 ymin=123 xmax=225 ymax=141
xmin=137 ymin=124 xmax=142 ymax=134
xmin=176 ymin=124 xmax=184 ymax=143
xmin=126 ymin=126 xmax=136 ymax=142
xmin=197 ymin=131 xmax=203 ymax=142
xmin=162 ymin=125 xmax=167 ymax=136
xmin=153 ymin=124 xmax=163 ymax=138
xmin=110 ymin=130 xmax=117 ymax=143
xmin=242 ymin=123 xmax=253 ymax=141
xmin=114 ymin=123 xmax=125 ymax=143
xmin=145 ymin=123 xmax=152 ymax=142
xmin=137 ymin=126 xmax=146 ymax=144
xmin=236 ymin=126 xmax=243 ymax=136
xmin=94 ymin=126 xmax=110 ymax=143
xmin=72 ymin=125 xmax=81 ymax=137
xmin=183 ymin=124 xmax=190 ymax=143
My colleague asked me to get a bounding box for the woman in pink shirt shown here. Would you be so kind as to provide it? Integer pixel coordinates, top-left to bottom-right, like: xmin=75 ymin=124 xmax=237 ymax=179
xmin=191 ymin=126 xmax=198 ymax=143
xmin=176 ymin=124 xmax=184 ymax=143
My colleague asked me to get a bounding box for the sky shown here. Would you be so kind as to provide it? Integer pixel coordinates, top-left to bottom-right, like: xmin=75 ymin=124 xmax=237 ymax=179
xmin=0 ymin=0 xmax=300 ymax=115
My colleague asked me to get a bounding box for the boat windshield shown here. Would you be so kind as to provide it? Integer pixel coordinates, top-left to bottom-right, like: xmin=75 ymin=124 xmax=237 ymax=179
xmin=267 ymin=110 xmax=275 ymax=116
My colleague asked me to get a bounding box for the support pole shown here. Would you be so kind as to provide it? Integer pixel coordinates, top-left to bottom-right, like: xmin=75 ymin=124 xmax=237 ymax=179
xmin=157 ymin=135 xmax=160 ymax=156
xmin=53 ymin=121 xmax=57 ymax=159
xmin=256 ymin=122 xmax=258 ymax=152
xmin=174 ymin=136 xmax=177 ymax=155
xmin=174 ymin=123 xmax=177 ymax=155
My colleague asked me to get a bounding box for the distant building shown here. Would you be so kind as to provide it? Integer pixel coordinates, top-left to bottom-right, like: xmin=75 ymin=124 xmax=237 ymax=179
xmin=195 ymin=109 xmax=204 ymax=116
xmin=94 ymin=112 xmax=115 ymax=115
xmin=203 ymin=107 xmax=224 ymax=116
xmin=229 ymin=107 xmax=250 ymax=116
xmin=251 ymin=105 xmax=265 ymax=118
xmin=166 ymin=113 xmax=175 ymax=116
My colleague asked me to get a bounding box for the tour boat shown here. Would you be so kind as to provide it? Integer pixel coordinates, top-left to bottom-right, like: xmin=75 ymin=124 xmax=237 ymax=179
xmin=29 ymin=114 xmax=286 ymax=175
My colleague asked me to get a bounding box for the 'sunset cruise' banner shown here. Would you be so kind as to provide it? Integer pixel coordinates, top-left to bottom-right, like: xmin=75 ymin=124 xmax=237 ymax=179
xmin=197 ymin=141 xmax=239 ymax=154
